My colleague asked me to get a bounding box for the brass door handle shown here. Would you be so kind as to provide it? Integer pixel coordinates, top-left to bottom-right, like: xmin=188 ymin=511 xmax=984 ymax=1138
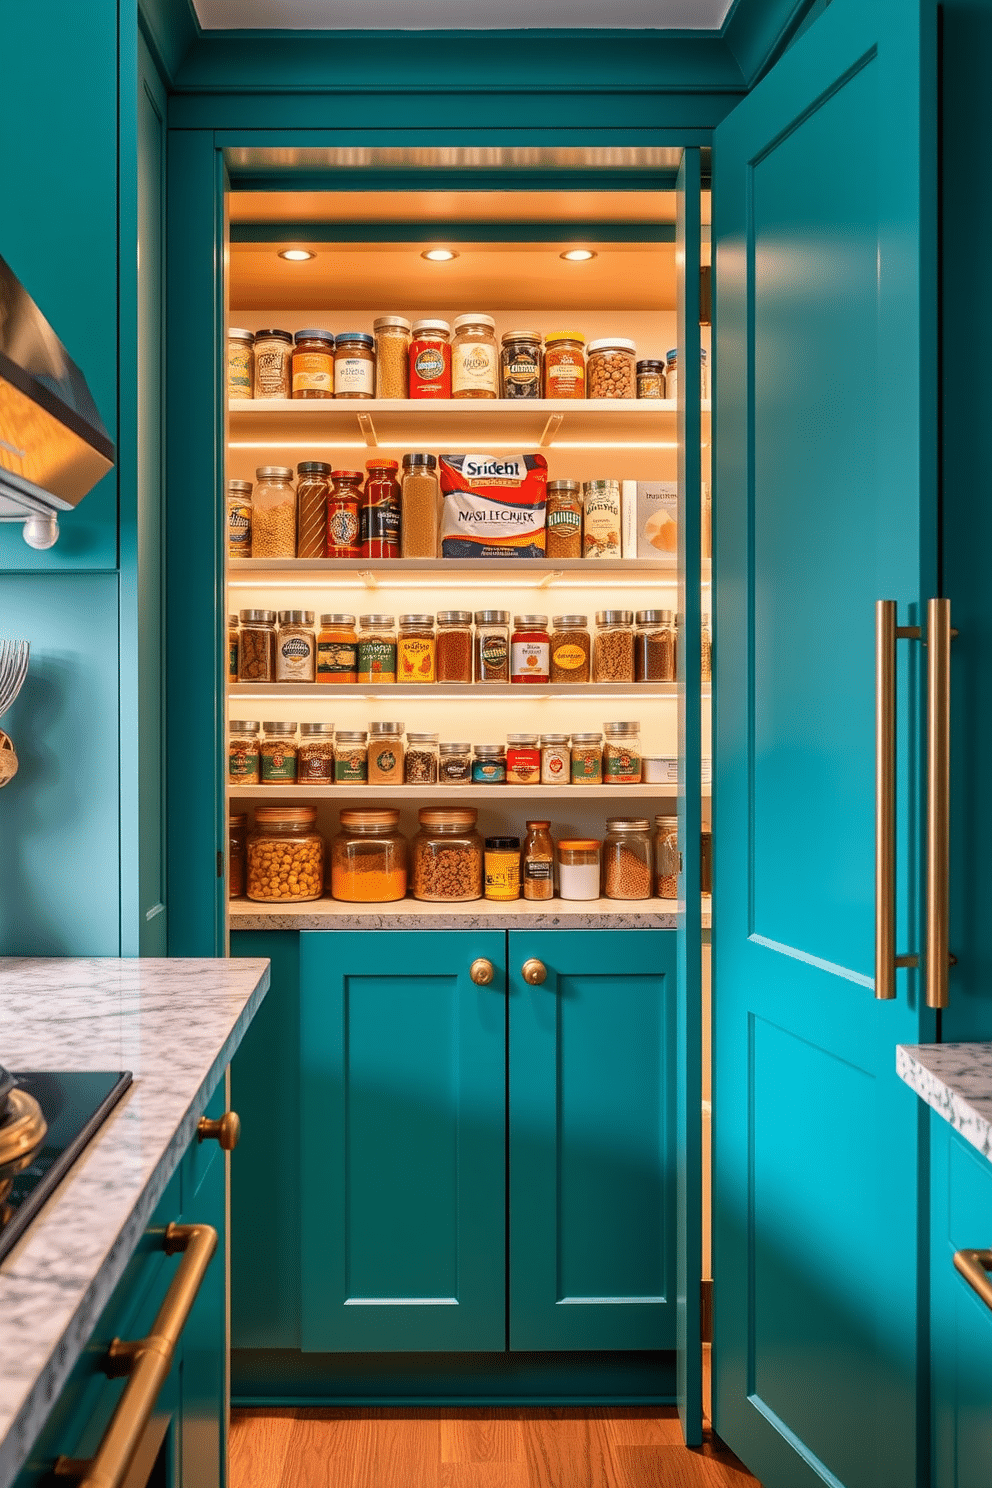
xmin=197 ymin=1110 xmax=241 ymax=1151
xmin=470 ymin=958 xmax=495 ymax=986
xmin=874 ymin=601 xmax=921 ymax=999
xmin=55 ymin=1223 xmax=218 ymax=1488
xmin=954 ymin=1248 xmax=992 ymax=1313
xmin=521 ymin=958 xmax=547 ymax=985
xmin=926 ymin=598 xmax=954 ymax=1008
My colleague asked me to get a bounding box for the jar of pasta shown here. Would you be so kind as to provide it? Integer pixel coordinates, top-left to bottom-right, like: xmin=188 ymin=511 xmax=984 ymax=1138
xmin=229 ymin=720 xmax=260 ymax=784
xmin=317 ymin=614 xmax=358 ymax=684
xmin=587 ymin=338 xmax=637 ymax=399
xmin=252 ymin=329 xmax=292 ymax=399
xmin=330 ymin=810 xmax=407 ymax=902
xmin=298 ymin=722 xmax=336 ymax=783
xmin=373 ymin=316 xmax=411 ymax=399
xmin=334 ymin=332 xmax=375 ymax=399
xmin=451 ymin=314 xmax=499 ymax=399
xmin=260 ymin=722 xmax=298 ymax=784
xmin=227 ymin=329 xmax=254 ymax=400
xmin=357 ymin=614 xmax=397 ymax=683
xmin=603 ymin=818 xmax=654 ymax=899
xmin=544 ymin=333 xmax=586 ymax=398
xmin=292 ymin=329 xmax=335 ymax=399
xmin=238 ymin=610 xmax=276 ymax=683
xmin=252 ymin=467 xmax=296 ymax=558
xmin=368 ymin=722 xmax=405 ymax=785
xmin=247 ymin=806 xmax=324 ymax=902
xmin=398 ymin=615 xmax=435 ymax=684
xmin=411 ymin=808 xmax=483 ymax=902
xmin=603 ymin=721 xmax=642 ymax=784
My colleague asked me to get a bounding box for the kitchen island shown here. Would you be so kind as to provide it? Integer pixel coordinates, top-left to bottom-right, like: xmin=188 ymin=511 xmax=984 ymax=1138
xmin=0 ymin=957 xmax=270 ymax=1488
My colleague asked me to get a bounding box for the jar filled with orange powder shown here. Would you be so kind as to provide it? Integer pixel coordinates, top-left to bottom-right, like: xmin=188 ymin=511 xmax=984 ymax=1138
xmin=330 ymin=810 xmax=408 ymax=902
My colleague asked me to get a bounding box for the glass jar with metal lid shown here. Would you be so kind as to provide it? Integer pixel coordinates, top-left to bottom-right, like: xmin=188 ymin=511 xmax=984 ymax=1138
xmin=330 ymin=809 xmax=407 ymax=902
xmin=368 ymin=722 xmax=405 ymax=786
xmin=571 ymin=732 xmax=603 ymax=784
xmin=405 ymin=733 xmax=439 ymax=784
xmin=229 ymin=813 xmax=248 ymax=898
xmin=247 ymin=806 xmax=324 ymax=902
xmin=292 ymin=329 xmax=335 ymax=399
xmin=361 ymin=459 xmax=401 ymax=560
xmin=227 ymin=479 xmax=252 ymax=558
xmin=410 ymin=320 xmax=451 ymax=399
xmin=238 ymin=610 xmax=276 ymax=683
xmin=636 ymin=359 xmax=665 ymax=399
xmin=587 ymin=337 xmax=637 ymax=399
xmin=227 ymin=328 xmax=254 ymax=400
xmin=298 ymin=722 xmax=336 ymax=783
xmin=550 ymin=615 xmax=590 ymax=684
xmin=635 ymin=609 xmax=676 ymax=682
xmin=540 ymin=734 xmax=570 ymax=785
xmin=654 ymin=815 xmax=679 ymax=898
xmin=260 ymin=722 xmax=298 ymax=784
xmin=317 ymin=614 xmax=358 ymax=684
xmin=436 ymin=611 xmax=473 ymax=683
xmin=326 ymin=469 xmax=363 ymax=558
xmin=411 ymin=808 xmax=483 ymax=902
xmin=276 ymin=611 xmax=316 ymax=683
xmin=439 ymin=742 xmax=471 ymax=783
xmin=334 ymin=332 xmax=375 ymax=399
xmin=451 ymin=314 xmax=498 ymax=399
xmin=372 ymin=316 xmax=411 ymax=399
xmin=358 ymin=614 xmax=397 ymax=683
xmin=603 ymin=721 xmax=642 ymax=784
xmin=603 ymin=818 xmax=654 ymax=899
xmin=296 ymin=461 xmax=330 ymax=559
xmin=335 ymin=730 xmax=368 ymax=783
xmin=510 ymin=615 xmax=550 ymax=684
xmin=545 ymin=480 xmax=582 ymax=559
xmin=398 ymin=615 xmax=435 ymax=684
xmin=401 ymin=453 xmax=440 ymax=559
xmin=229 ymin=615 xmax=239 ymax=684
xmin=506 ymin=733 xmax=540 ymax=785
xmin=252 ymin=466 xmax=296 ymax=558
xmin=474 ymin=611 xmax=510 ymax=682
xmin=252 ymin=329 xmax=292 ymax=399
xmin=500 ymin=330 xmax=542 ymax=399
xmin=229 ymin=720 xmax=260 ymax=784
xmin=544 ymin=332 xmax=586 ymax=398
xmin=472 ymin=744 xmax=506 ymax=784
xmin=593 ymin=610 xmax=635 ymax=683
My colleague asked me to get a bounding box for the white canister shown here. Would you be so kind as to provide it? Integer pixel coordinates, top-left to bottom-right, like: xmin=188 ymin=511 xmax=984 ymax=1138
xmin=557 ymin=839 xmax=602 ymax=901
xmin=642 ymin=755 xmax=678 ymax=783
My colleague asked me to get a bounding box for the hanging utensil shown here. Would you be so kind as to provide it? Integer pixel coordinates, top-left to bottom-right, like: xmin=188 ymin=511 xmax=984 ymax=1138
xmin=0 ymin=639 xmax=29 ymax=786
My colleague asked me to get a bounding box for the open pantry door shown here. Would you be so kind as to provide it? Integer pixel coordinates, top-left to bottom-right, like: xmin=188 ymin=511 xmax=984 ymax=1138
xmin=712 ymin=0 xmax=937 ymax=1484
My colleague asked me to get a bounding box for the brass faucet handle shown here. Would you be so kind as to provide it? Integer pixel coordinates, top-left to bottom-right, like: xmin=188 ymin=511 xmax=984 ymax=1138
xmin=521 ymin=958 xmax=548 ymax=985
xmin=470 ymin=958 xmax=496 ymax=986
xmin=197 ymin=1110 xmax=241 ymax=1151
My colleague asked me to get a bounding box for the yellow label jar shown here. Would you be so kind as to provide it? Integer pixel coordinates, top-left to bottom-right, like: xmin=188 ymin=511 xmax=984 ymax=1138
xmin=397 ymin=614 xmax=436 ymax=683
xmin=485 ymin=836 xmax=521 ymax=900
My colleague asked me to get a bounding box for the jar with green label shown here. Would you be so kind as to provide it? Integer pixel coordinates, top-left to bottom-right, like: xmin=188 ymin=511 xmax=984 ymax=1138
xmin=227 ymin=480 xmax=252 ymax=557
xmin=358 ymin=614 xmax=397 ymax=683
xmin=335 ymin=731 xmax=368 ymax=783
xmin=603 ymin=721 xmax=642 ymax=783
xmin=368 ymin=722 xmax=405 ymax=785
xmin=260 ymin=722 xmax=298 ymax=783
xmin=571 ymin=732 xmax=603 ymax=784
xmin=229 ymin=720 xmax=260 ymax=783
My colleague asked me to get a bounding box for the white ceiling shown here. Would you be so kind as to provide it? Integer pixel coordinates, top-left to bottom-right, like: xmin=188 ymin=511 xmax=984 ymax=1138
xmin=193 ymin=0 xmax=734 ymax=30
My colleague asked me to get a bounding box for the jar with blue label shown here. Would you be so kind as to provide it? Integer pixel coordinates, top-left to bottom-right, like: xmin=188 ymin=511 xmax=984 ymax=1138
xmin=227 ymin=480 xmax=252 ymax=557
xmin=275 ymin=611 xmax=316 ymax=682
xmin=472 ymin=744 xmax=506 ymax=784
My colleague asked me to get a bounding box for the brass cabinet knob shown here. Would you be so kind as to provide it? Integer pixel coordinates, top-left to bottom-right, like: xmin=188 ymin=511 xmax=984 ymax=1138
xmin=470 ymin=958 xmax=495 ymax=986
xmin=521 ymin=958 xmax=548 ymax=985
xmin=197 ymin=1110 xmax=241 ymax=1151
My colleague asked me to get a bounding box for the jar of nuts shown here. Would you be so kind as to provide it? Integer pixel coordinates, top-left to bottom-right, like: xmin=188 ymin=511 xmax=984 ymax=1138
xmin=247 ymin=806 xmax=324 ymax=902
xmin=603 ymin=818 xmax=654 ymax=900
xmin=411 ymin=808 xmax=483 ymax=902
xmin=252 ymin=466 xmax=296 ymax=558
xmin=655 ymin=814 xmax=679 ymax=899
xmin=587 ymin=338 xmax=637 ymax=399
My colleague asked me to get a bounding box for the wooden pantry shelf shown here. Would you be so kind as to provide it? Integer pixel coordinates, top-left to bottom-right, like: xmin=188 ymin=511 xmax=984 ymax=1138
xmin=228 ymin=555 xmax=679 ymax=576
xmin=227 ymin=782 xmax=681 ymax=800
xmin=228 ymin=681 xmax=681 ymax=700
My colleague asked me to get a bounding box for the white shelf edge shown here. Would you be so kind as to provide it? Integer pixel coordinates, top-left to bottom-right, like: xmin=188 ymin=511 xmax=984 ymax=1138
xmin=228 ymin=682 xmax=683 ymax=699
xmin=227 ymin=782 xmax=682 ymax=800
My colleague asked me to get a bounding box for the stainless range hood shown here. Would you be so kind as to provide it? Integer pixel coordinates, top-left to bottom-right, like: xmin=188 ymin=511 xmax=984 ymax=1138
xmin=0 ymin=254 xmax=115 ymax=548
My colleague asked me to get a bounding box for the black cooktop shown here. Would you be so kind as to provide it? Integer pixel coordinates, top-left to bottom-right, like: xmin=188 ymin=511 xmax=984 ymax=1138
xmin=0 ymin=1071 xmax=132 ymax=1264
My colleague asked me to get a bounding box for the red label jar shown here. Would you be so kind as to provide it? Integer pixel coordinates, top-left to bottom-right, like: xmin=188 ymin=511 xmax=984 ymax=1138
xmin=409 ymin=319 xmax=452 ymax=399
xmin=361 ymin=459 xmax=401 ymax=558
xmin=506 ymin=735 xmax=541 ymax=785
xmin=510 ymin=615 xmax=550 ymax=684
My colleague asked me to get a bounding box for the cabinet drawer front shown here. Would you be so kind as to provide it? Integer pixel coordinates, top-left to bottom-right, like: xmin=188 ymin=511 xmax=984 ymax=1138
xmin=182 ymin=1080 xmax=226 ymax=1202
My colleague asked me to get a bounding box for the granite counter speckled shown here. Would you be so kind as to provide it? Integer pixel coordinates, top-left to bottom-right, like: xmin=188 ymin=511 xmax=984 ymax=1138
xmin=0 ymin=957 xmax=270 ymax=1488
xmin=897 ymin=1042 xmax=992 ymax=1162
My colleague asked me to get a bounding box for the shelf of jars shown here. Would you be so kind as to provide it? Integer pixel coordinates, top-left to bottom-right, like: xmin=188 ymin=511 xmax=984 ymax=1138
xmin=227 ymin=782 xmax=691 ymax=801
xmin=227 ymin=897 xmax=689 ymax=928
xmin=228 ymin=556 xmax=682 ymax=578
xmin=228 ymin=681 xmax=690 ymax=700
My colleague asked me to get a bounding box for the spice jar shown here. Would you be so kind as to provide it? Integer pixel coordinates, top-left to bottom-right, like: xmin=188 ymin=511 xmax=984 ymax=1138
xmin=472 ymin=744 xmax=506 ymax=783
xmin=227 ymin=329 xmax=254 ymax=400
xmin=260 ymin=722 xmax=299 ymax=784
xmin=325 ymin=469 xmax=363 ymax=558
xmin=604 ymin=721 xmax=642 ymax=784
xmin=292 ymin=329 xmax=335 ymax=399
xmin=545 ymin=479 xmax=583 ymax=559
xmin=357 ymin=614 xmax=397 ymax=683
xmin=583 ymin=481 xmax=622 ymax=559
xmin=604 ymin=818 xmax=654 ymax=899
xmin=373 ymin=316 xmax=411 ymax=399
xmin=571 ymin=732 xmax=603 ymax=784
xmin=439 ymin=742 xmax=471 ymax=784
xmin=398 ymin=615 xmax=435 ymax=684
xmin=228 ymin=615 xmax=239 ymax=684
xmin=593 ymin=611 xmax=635 ymax=683
xmin=637 ymin=359 xmax=665 ymax=399
xmin=474 ymin=611 xmax=510 ymax=682
xmin=227 ymin=479 xmax=253 ymax=558
xmin=522 ymin=821 xmax=554 ymax=901
xmin=635 ymin=610 xmax=676 ymax=683
xmin=252 ymin=467 xmax=296 ymax=558
xmin=411 ymin=808 xmax=483 ymax=902
xmin=330 ymin=810 xmax=407 ymax=902
xmin=451 ymin=314 xmax=499 ymax=399
xmin=229 ymin=813 xmax=247 ymax=898
xmin=317 ymin=614 xmax=358 ymax=684
xmin=436 ymin=611 xmax=473 ymax=683
xmin=540 ymin=734 xmax=570 ymax=786
xmin=544 ymin=332 xmax=586 ymax=398
xmin=405 ymin=733 xmax=439 ymax=784
xmin=400 ymin=453 xmax=439 ymax=559
xmin=361 ymin=459 xmax=401 ymax=559
xmin=229 ymin=720 xmax=260 ymax=784
xmin=409 ymin=319 xmax=451 ymax=399
xmin=550 ymin=615 xmax=591 ymax=684
xmin=558 ymin=839 xmax=601 ymax=900
xmin=368 ymin=722 xmax=405 ymax=786
xmin=701 ymin=615 xmax=712 ymax=682
xmin=276 ymin=611 xmax=316 ymax=683
xmin=252 ymin=329 xmax=293 ymax=399
xmin=238 ymin=610 xmax=276 ymax=683
xmin=334 ymin=331 xmax=375 ymax=399
xmin=701 ymin=825 xmax=712 ymax=896
xmin=247 ymin=806 xmax=324 ymax=902
xmin=485 ymin=837 xmax=521 ymax=901
xmin=334 ymin=730 xmax=368 ymax=783
xmin=298 ymin=722 xmax=336 ymax=783
xmin=587 ymin=338 xmax=637 ymax=399
xmin=511 ymin=615 xmax=550 ymax=684
xmin=500 ymin=330 xmax=542 ymax=399
xmin=655 ymin=815 xmax=679 ymax=898
xmin=665 ymin=348 xmax=679 ymax=400
xmin=296 ymin=461 xmax=330 ymax=560
xmin=506 ymin=733 xmax=540 ymax=785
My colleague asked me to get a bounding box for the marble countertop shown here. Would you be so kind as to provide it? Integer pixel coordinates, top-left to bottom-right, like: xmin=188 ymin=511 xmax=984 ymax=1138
xmin=0 ymin=957 xmax=270 ymax=1488
xmin=897 ymin=1042 xmax=992 ymax=1163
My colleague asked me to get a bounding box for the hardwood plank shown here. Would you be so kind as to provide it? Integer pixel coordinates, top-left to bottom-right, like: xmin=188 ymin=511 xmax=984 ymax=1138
xmin=518 ymin=1408 xmax=622 ymax=1488
xmin=346 ymin=1408 xmax=443 ymax=1488
xmin=439 ymin=1408 xmax=526 ymax=1463
xmin=228 ymin=1408 xmax=297 ymax=1488
xmin=273 ymin=1410 xmax=367 ymax=1488
xmin=440 ymin=1467 xmax=532 ymax=1488
xmin=612 ymin=1443 xmax=760 ymax=1488
xmin=602 ymin=1407 xmax=686 ymax=1447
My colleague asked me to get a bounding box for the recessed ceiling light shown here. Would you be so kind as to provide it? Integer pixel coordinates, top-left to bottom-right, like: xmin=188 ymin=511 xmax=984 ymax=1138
xmin=560 ymin=248 xmax=597 ymax=262
xmin=421 ymin=248 xmax=459 ymax=262
xmin=279 ymin=248 xmax=314 ymax=262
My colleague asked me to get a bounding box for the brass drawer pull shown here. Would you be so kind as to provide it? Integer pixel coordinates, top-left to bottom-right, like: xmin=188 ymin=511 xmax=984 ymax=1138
xmin=197 ymin=1110 xmax=241 ymax=1151
xmin=521 ymin=958 xmax=547 ymax=985
xmin=469 ymin=958 xmax=495 ymax=986
xmin=953 ymin=1248 xmax=992 ymax=1314
xmin=55 ymin=1223 xmax=218 ymax=1488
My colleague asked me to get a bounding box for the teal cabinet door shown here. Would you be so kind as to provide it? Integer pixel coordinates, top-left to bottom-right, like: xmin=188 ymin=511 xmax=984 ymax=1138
xmin=508 ymin=929 xmax=676 ymax=1352
xmin=178 ymin=1137 xmax=227 ymax=1488
xmin=299 ymin=930 xmax=506 ymax=1352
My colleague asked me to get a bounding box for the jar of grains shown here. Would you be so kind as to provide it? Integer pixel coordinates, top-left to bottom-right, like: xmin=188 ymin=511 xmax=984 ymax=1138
xmin=545 ymin=479 xmax=583 ymax=559
xmin=544 ymin=332 xmax=586 ymax=398
xmin=357 ymin=614 xmax=397 ymax=683
xmin=436 ymin=611 xmax=473 ymax=683
xmin=317 ymin=614 xmax=358 ymax=684
xmin=405 ymin=733 xmax=439 ymax=785
xmin=500 ymin=330 xmax=542 ymax=398
xmin=635 ymin=609 xmax=676 ymax=682
xmin=276 ymin=611 xmax=316 ymax=683
xmin=485 ymin=837 xmax=521 ymax=901
xmin=298 ymin=722 xmax=336 ymax=783
xmin=522 ymin=820 xmax=554 ymax=901
xmin=540 ymin=734 xmax=570 ymax=785
xmin=603 ymin=721 xmax=642 ymax=784
xmin=361 ymin=459 xmax=401 ymax=559
xmin=439 ymin=742 xmax=471 ymax=783
xmin=570 ymin=732 xmax=603 ymax=784
xmin=252 ymin=467 xmax=297 ymax=558
xmin=400 ymin=453 xmax=440 ymax=559
xmin=593 ymin=610 xmax=635 ymax=683
xmin=228 ymin=615 xmax=239 ymax=684
xmin=550 ymin=615 xmax=591 ymax=684
xmin=368 ymin=722 xmax=405 ymax=786
xmin=227 ymin=329 xmax=254 ymax=400
xmin=229 ymin=720 xmax=260 ymax=784
xmin=229 ymin=813 xmax=247 ymax=898
xmin=260 ymin=722 xmax=298 ymax=784
xmin=558 ymin=839 xmax=601 ymax=900
xmin=227 ymin=480 xmax=253 ymax=558
xmin=655 ymin=815 xmax=679 ymax=898
xmin=247 ymin=806 xmax=324 ymax=902
xmin=334 ymin=331 xmax=375 ymax=399
xmin=636 ymin=359 xmax=665 ymax=399
xmin=474 ymin=611 xmax=510 ymax=682
xmin=334 ymin=731 xmax=368 ymax=784
xmin=506 ymin=733 xmax=541 ymax=785
xmin=472 ymin=744 xmax=506 ymax=783
xmin=587 ymin=338 xmax=637 ymax=399
xmin=603 ymin=818 xmax=654 ymax=899
xmin=252 ymin=329 xmax=292 ymax=399
xmin=409 ymin=320 xmax=451 ymax=399
xmin=411 ymin=808 xmax=483 ymax=902
xmin=292 ymin=329 xmax=335 ymax=399
xmin=451 ymin=314 xmax=499 ymax=399
xmin=330 ymin=809 xmax=407 ymax=902
xmin=296 ymin=461 xmax=330 ymax=560
xmin=326 ymin=469 xmax=363 ymax=558
xmin=373 ymin=316 xmax=411 ymax=399
xmin=510 ymin=615 xmax=550 ymax=684
xmin=583 ymin=480 xmax=622 ymax=558
xmin=238 ymin=610 xmax=276 ymax=683
xmin=398 ymin=615 xmax=435 ymax=684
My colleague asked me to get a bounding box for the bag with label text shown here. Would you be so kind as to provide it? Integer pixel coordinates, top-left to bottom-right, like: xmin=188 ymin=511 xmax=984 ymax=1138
xmin=439 ymin=453 xmax=547 ymax=558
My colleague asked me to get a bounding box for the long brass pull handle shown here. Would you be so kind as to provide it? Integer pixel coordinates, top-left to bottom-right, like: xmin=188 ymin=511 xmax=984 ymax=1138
xmin=926 ymin=598 xmax=953 ymax=1009
xmin=198 ymin=1109 xmax=241 ymax=1150
xmin=55 ymin=1223 xmax=218 ymax=1488
xmin=954 ymin=1248 xmax=992 ymax=1313
xmin=875 ymin=602 xmax=920 ymax=999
